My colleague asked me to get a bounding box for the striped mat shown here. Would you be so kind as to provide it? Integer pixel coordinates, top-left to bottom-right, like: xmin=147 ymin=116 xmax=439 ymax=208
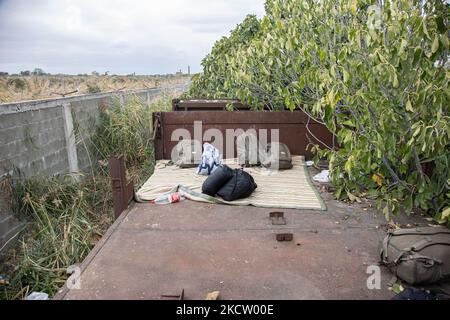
xmin=135 ymin=156 xmax=326 ymax=210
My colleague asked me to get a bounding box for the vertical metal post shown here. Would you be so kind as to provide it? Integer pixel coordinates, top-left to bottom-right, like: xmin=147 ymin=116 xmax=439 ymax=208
xmin=108 ymin=156 xmax=134 ymax=219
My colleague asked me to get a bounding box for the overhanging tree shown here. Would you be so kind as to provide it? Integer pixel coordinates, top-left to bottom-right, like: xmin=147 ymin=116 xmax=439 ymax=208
xmin=186 ymin=0 xmax=450 ymax=225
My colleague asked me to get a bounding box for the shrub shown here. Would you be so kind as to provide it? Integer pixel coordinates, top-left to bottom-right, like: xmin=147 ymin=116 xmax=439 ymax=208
xmin=7 ymin=78 xmax=27 ymax=91
xmin=86 ymin=82 xmax=101 ymax=93
xmin=186 ymin=0 xmax=450 ymax=221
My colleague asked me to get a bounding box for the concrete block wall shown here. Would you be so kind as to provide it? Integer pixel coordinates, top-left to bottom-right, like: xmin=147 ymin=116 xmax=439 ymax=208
xmin=0 ymin=85 xmax=186 ymax=178
xmin=0 ymin=106 xmax=68 ymax=178
xmin=0 ymin=83 xmax=188 ymax=252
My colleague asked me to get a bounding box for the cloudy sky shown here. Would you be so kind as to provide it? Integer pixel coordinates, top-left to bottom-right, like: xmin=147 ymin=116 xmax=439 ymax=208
xmin=0 ymin=0 xmax=265 ymax=75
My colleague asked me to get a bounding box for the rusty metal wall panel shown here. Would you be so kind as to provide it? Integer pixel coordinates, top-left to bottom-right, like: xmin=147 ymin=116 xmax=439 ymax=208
xmin=154 ymin=111 xmax=334 ymax=160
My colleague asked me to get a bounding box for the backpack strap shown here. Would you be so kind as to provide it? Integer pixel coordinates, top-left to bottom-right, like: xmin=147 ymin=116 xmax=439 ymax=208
xmin=391 ymin=228 xmax=450 ymax=236
xmin=411 ymin=238 xmax=450 ymax=252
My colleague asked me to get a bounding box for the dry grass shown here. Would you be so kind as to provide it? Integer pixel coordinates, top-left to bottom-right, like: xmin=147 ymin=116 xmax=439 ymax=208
xmin=0 ymin=74 xmax=190 ymax=103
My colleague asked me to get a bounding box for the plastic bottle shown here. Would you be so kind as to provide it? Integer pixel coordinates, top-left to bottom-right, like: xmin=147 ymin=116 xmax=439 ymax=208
xmin=151 ymin=192 xmax=184 ymax=204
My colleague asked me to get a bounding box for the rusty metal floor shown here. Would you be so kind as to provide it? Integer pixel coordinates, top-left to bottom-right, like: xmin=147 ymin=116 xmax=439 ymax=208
xmin=55 ymin=183 xmax=431 ymax=300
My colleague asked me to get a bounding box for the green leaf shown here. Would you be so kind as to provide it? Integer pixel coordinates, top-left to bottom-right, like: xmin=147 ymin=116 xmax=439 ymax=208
xmin=343 ymin=68 xmax=350 ymax=83
xmin=435 ymin=207 xmax=450 ymax=224
xmin=431 ymin=35 xmax=439 ymax=54
xmin=345 ymin=156 xmax=353 ymax=174
xmin=350 ymin=0 xmax=358 ymax=14
xmin=406 ymin=99 xmax=413 ymax=112
xmin=392 ymin=73 xmax=399 ymax=88
xmin=320 ymin=50 xmax=327 ymax=62
xmin=412 ymin=127 xmax=421 ymax=137
xmin=342 ymin=119 xmax=356 ymax=127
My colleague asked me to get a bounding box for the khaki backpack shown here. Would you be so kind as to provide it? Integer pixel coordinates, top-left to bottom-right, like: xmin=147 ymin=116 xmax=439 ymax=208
xmin=236 ymin=132 xmax=266 ymax=167
xmin=379 ymin=227 xmax=450 ymax=285
xmin=173 ymin=139 xmax=201 ymax=168
xmin=261 ymin=142 xmax=293 ymax=170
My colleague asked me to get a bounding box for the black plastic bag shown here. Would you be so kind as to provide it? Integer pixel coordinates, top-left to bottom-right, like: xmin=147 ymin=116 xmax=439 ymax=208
xmin=217 ymin=169 xmax=257 ymax=201
xmin=202 ymin=165 xmax=234 ymax=196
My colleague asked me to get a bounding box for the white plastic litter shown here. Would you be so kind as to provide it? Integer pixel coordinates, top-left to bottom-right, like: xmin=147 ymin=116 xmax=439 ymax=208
xmin=305 ymin=160 xmax=314 ymax=167
xmin=312 ymin=170 xmax=330 ymax=183
xmin=25 ymin=292 xmax=49 ymax=300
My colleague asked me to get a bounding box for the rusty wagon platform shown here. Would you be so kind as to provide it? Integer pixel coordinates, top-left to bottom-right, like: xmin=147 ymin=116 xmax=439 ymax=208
xmin=54 ymin=102 xmax=432 ymax=300
xmin=55 ymin=174 xmax=429 ymax=300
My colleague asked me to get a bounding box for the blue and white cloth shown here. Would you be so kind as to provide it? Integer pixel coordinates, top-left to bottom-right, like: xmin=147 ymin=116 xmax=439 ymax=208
xmin=196 ymin=143 xmax=221 ymax=175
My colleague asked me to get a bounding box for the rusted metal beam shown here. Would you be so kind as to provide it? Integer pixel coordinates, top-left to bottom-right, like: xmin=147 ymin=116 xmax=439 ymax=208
xmin=108 ymin=156 xmax=134 ymax=219
xmin=172 ymin=99 xmax=248 ymax=111
xmin=152 ymin=112 xmax=164 ymax=160
xmin=172 ymin=99 xmax=312 ymax=111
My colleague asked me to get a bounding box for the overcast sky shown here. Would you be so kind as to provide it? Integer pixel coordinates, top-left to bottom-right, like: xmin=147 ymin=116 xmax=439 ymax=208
xmin=0 ymin=0 xmax=265 ymax=75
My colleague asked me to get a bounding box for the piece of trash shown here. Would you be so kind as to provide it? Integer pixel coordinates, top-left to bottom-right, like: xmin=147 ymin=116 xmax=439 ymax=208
xmin=389 ymin=283 xmax=405 ymax=294
xmin=305 ymin=160 xmax=314 ymax=167
xmin=0 ymin=276 xmax=9 ymax=286
xmin=25 ymin=292 xmax=49 ymax=300
xmin=205 ymin=291 xmax=220 ymax=300
xmin=151 ymin=192 xmax=185 ymax=205
xmin=312 ymin=170 xmax=330 ymax=183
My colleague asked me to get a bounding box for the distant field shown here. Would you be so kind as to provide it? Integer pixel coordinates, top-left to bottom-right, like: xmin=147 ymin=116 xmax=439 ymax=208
xmin=0 ymin=74 xmax=190 ymax=103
